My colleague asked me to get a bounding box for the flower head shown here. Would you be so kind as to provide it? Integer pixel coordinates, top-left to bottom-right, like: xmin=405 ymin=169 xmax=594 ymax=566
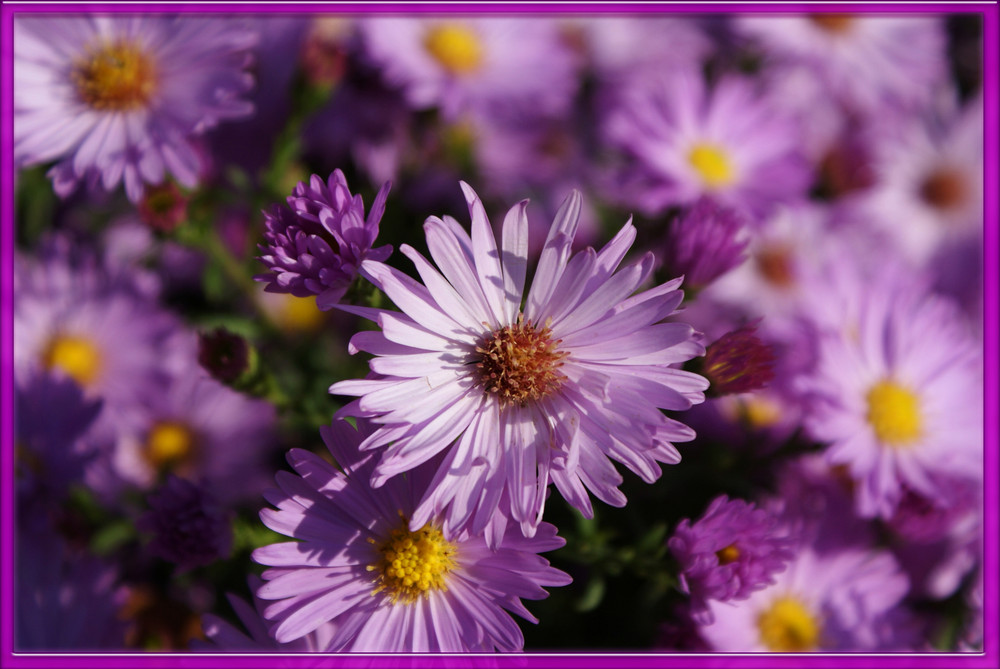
xmin=669 ymin=495 xmax=795 ymax=623
xmin=359 ymin=17 xmax=578 ymax=120
xmin=603 ymin=71 xmax=810 ymax=217
xmin=797 ymin=261 xmax=982 ymax=519
xmin=331 ymin=184 xmax=707 ymax=539
xmin=699 ymin=545 xmax=912 ymax=651
xmin=252 ymin=418 xmax=570 ymax=651
xmin=14 ymin=15 xmax=257 ymax=201
xmin=256 ymin=170 xmax=392 ymax=310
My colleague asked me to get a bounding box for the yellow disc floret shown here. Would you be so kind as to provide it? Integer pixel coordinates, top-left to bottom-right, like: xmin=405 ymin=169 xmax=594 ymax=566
xmin=369 ymin=520 xmax=457 ymax=604
xmin=145 ymin=421 xmax=197 ymax=470
xmin=42 ymin=334 xmax=103 ymax=388
xmin=757 ymin=596 xmax=821 ymax=652
xmin=716 ymin=544 xmax=741 ymax=565
xmin=423 ymin=24 xmax=484 ymax=75
xmin=73 ymin=39 xmax=157 ymax=111
xmin=866 ymin=380 xmax=923 ymax=447
xmin=688 ymin=143 xmax=735 ymax=189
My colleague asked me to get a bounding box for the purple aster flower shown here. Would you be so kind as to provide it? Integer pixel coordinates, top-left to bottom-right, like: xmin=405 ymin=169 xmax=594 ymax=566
xmin=659 ymin=197 xmax=750 ymax=292
xmin=699 ymin=544 xmax=911 ymax=651
xmin=138 ymin=475 xmax=233 ymax=571
xmin=15 ymin=370 xmax=103 ymax=504
xmin=14 ymin=15 xmax=257 ymax=201
xmin=735 ymin=15 xmax=948 ymax=115
xmin=668 ymin=495 xmax=795 ymax=624
xmin=16 ymin=528 xmax=128 ymax=650
xmin=796 ymin=261 xmax=982 ymax=519
xmin=195 ymin=577 xmax=337 ymax=651
xmin=109 ymin=351 xmax=278 ymax=504
xmin=603 ymin=70 xmax=810 ymax=217
xmin=847 ymin=97 xmax=984 ymax=265
xmin=14 ymin=238 xmax=183 ymax=442
xmin=252 ymin=418 xmax=571 ymax=652
xmin=331 ymin=184 xmax=708 ymax=538
xmin=701 ymin=322 xmax=777 ymax=397
xmin=256 ymin=170 xmax=392 ymax=310
xmin=359 ymin=17 xmax=579 ymax=120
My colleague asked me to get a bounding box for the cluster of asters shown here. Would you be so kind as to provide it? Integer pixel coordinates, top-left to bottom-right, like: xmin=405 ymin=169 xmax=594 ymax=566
xmin=11 ymin=10 xmax=985 ymax=655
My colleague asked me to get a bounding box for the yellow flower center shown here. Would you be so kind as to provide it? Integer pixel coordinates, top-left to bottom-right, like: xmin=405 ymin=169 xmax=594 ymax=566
xmin=866 ymin=380 xmax=923 ymax=447
xmin=716 ymin=544 xmax=741 ymax=565
xmin=475 ymin=316 xmax=568 ymax=408
xmin=73 ymin=39 xmax=157 ymax=111
xmin=279 ymin=294 xmax=325 ymax=333
xmin=688 ymin=143 xmax=735 ymax=189
xmin=743 ymin=396 xmax=783 ymax=428
xmin=42 ymin=334 xmax=103 ymax=388
xmin=369 ymin=521 xmax=457 ymax=604
xmin=423 ymin=24 xmax=484 ymax=75
xmin=144 ymin=421 xmax=197 ymax=471
xmin=757 ymin=596 xmax=820 ymax=652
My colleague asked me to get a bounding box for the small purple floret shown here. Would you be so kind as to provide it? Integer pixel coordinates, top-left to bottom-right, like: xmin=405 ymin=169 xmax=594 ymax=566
xmin=256 ymin=170 xmax=391 ymax=310
xmin=668 ymin=495 xmax=795 ymax=623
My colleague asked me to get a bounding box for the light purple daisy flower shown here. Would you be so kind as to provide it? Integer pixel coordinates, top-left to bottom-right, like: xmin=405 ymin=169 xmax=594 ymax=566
xmin=110 ymin=348 xmax=278 ymax=505
xmin=699 ymin=544 xmax=911 ymax=651
xmin=331 ymin=184 xmax=708 ymax=538
xmin=668 ymin=495 xmax=795 ymax=624
xmin=847 ymin=97 xmax=984 ymax=265
xmin=14 ymin=238 xmax=182 ymax=440
xmin=603 ymin=70 xmax=810 ymax=217
xmin=359 ymin=17 xmax=579 ymax=121
xmin=735 ymin=15 xmax=948 ymax=115
xmin=796 ymin=261 xmax=983 ymax=519
xmin=252 ymin=418 xmax=571 ymax=652
xmin=256 ymin=170 xmax=392 ymax=310
xmin=14 ymin=15 xmax=257 ymax=202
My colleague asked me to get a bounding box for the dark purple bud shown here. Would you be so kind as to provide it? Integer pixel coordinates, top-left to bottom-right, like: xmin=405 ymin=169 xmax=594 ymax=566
xmin=138 ymin=476 xmax=232 ymax=571
xmin=138 ymin=182 xmax=189 ymax=233
xmin=702 ymin=322 xmax=777 ymax=396
xmin=661 ymin=197 xmax=749 ymax=291
xmin=198 ymin=328 xmax=252 ymax=385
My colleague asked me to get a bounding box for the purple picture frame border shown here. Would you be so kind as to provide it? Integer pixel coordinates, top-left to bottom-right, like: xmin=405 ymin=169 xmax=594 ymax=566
xmin=0 ymin=2 xmax=996 ymax=668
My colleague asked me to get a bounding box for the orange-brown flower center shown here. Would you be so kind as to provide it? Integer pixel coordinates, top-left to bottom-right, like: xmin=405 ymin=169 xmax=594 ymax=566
xmin=755 ymin=245 xmax=795 ymax=288
xmin=919 ymin=168 xmax=968 ymax=212
xmin=475 ymin=316 xmax=567 ymax=407
xmin=809 ymin=14 xmax=855 ymax=34
xmin=73 ymin=39 xmax=157 ymax=111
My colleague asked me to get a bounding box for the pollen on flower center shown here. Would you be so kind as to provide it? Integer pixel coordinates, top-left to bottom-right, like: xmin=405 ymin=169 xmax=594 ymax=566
xmin=716 ymin=544 xmax=741 ymax=565
xmin=757 ymin=596 xmax=820 ymax=652
xmin=866 ymin=380 xmax=923 ymax=447
xmin=42 ymin=334 xmax=103 ymax=388
xmin=755 ymin=245 xmax=796 ymax=288
xmin=368 ymin=520 xmax=457 ymax=604
xmin=688 ymin=143 xmax=735 ymax=189
xmin=145 ymin=421 xmax=197 ymax=470
xmin=423 ymin=24 xmax=484 ymax=75
xmin=919 ymin=168 xmax=968 ymax=212
xmin=474 ymin=316 xmax=568 ymax=407
xmin=73 ymin=39 xmax=157 ymax=111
